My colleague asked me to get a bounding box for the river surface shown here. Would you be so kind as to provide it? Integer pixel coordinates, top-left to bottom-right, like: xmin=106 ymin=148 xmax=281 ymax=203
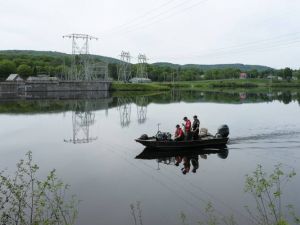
xmin=0 ymin=90 xmax=299 ymax=225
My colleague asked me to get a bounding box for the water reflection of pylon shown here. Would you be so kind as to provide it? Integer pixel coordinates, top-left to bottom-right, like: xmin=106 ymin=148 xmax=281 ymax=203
xmin=171 ymin=88 xmax=181 ymax=102
xmin=117 ymin=98 xmax=132 ymax=127
xmin=64 ymin=102 xmax=97 ymax=144
xmin=136 ymin=96 xmax=148 ymax=124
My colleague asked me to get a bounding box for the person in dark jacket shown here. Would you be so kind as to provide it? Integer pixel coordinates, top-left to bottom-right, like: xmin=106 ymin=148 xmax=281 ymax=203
xmin=192 ymin=115 xmax=200 ymax=140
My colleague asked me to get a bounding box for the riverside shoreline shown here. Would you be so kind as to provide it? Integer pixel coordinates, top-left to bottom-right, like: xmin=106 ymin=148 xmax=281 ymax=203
xmin=111 ymin=79 xmax=300 ymax=92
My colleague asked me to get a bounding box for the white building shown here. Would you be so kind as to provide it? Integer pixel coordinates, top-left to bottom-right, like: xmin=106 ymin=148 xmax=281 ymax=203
xmin=27 ymin=74 xmax=59 ymax=81
xmin=129 ymin=77 xmax=152 ymax=83
xmin=6 ymin=74 xmax=23 ymax=81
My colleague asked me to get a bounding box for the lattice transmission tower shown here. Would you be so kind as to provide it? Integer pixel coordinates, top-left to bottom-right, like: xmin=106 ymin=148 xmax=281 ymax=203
xmin=118 ymin=51 xmax=132 ymax=82
xmin=136 ymin=54 xmax=148 ymax=78
xmin=63 ymin=33 xmax=102 ymax=80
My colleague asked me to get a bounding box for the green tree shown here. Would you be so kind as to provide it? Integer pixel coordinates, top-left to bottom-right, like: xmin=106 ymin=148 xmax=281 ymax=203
xmin=283 ymin=67 xmax=293 ymax=81
xmin=17 ymin=64 xmax=32 ymax=77
xmin=0 ymin=60 xmax=17 ymax=79
xmin=108 ymin=63 xmax=118 ymax=80
xmin=248 ymin=69 xmax=259 ymax=78
xmin=55 ymin=65 xmax=65 ymax=76
xmin=293 ymin=70 xmax=300 ymax=80
xmin=32 ymin=66 xmax=37 ymax=76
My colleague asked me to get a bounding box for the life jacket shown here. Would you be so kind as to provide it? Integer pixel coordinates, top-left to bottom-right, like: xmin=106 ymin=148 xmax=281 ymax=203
xmin=175 ymin=127 xmax=184 ymax=137
xmin=185 ymin=119 xmax=191 ymax=132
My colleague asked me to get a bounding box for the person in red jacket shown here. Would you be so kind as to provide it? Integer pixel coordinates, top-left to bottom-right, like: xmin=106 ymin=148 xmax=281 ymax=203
xmin=182 ymin=116 xmax=191 ymax=140
xmin=174 ymin=124 xmax=184 ymax=141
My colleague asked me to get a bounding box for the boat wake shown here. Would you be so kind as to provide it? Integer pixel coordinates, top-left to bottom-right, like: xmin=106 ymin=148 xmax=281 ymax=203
xmin=229 ymin=130 xmax=300 ymax=144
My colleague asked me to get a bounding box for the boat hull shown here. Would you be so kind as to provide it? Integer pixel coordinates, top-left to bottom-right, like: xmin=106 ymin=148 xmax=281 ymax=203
xmin=135 ymin=137 xmax=229 ymax=150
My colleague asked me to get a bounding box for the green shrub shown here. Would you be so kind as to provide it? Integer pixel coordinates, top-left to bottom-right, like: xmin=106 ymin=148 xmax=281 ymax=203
xmin=0 ymin=151 xmax=79 ymax=225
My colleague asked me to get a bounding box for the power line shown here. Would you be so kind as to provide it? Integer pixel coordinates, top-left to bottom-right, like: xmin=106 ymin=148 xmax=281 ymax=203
xmin=103 ymin=0 xmax=209 ymax=37
xmin=103 ymin=0 xmax=178 ymax=34
xmin=192 ymin=32 xmax=300 ymax=57
xmin=152 ymin=31 xmax=300 ymax=61
xmin=120 ymin=0 xmax=210 ymax=35
xmin=104 ymin=0 xmax=191 ymax=36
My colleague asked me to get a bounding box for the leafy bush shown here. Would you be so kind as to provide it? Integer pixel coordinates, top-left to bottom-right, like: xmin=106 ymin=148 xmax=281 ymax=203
xmin=0 ymin=151 xmax=79 ymax=225
xmin=244 ymin=164 xmax=298 ymax=225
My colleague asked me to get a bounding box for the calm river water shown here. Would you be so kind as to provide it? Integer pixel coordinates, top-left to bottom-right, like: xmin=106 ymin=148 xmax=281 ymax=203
xmin=0 ymin=90 xmax=299 ymax=225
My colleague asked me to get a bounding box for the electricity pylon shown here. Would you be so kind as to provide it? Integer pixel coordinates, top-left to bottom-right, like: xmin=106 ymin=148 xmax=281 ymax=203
xmin=118 ymin=51 xmax=132 ymax=82
xmin=136 ymin=54 xmax=148 ymax=78
xmin=63 ymin=33 xmax=98 ymax=80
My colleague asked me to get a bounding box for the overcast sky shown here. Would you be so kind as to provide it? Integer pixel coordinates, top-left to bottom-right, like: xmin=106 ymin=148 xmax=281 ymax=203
xmin=1 ymin=0 xmax=300 ymax=68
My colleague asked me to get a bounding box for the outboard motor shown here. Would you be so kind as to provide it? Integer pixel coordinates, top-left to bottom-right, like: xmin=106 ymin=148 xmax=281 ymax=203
xmin=217 ymin=124 xmax=229 ymax=138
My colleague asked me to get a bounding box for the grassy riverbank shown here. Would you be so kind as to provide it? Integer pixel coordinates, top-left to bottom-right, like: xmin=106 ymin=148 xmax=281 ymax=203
xmin=112 ymin=79 xmax=300 ymax=92
xmin=111 ymin=82 xmax=170 ymax=91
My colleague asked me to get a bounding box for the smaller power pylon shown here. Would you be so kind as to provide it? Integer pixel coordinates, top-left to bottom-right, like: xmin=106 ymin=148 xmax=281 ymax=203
xmin=136 ymin=54 xmax=148 ymax=79
xmin=118 ymin=51 xmax=132 ymax=82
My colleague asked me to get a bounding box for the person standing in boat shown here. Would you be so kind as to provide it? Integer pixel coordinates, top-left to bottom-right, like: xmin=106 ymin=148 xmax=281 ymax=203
xmin=182 ymin=116 xmax=191 ymax=140
xmin=174 ymin=124 xmax=185 ymax=141
xmin=192 ymin=115 xmax=200 ymax=140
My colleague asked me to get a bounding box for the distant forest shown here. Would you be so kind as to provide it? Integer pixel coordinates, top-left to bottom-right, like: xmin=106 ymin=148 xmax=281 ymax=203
xmin=0 ymin=50 xmax=299 ymax=81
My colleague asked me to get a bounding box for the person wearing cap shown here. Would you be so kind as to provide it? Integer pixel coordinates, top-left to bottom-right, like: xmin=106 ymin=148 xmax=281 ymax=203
xmin=174 ymin=124 xmax=184 ymax=141
xmin=192 ymin=115 xmax=200 ymax=140
xmin=182 ymin=116 xmax=191 ymax=140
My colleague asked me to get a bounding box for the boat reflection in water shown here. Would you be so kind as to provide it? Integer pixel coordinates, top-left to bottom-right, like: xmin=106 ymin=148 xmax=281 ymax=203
xmin=135 ymin=146 xmax=229 ymax=175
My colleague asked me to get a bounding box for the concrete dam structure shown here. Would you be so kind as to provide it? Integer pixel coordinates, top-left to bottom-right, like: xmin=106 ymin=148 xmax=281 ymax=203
xmin=0 ymin=80 xmax=112 ymax=99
